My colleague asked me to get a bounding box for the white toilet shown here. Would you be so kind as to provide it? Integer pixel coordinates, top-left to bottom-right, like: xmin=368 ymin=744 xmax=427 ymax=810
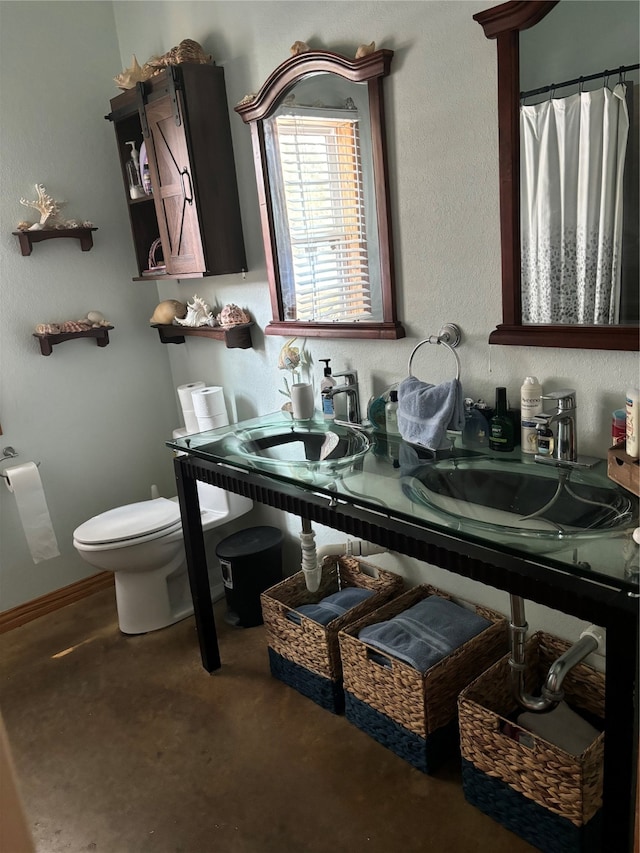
xmin=73 ymin=482 xmax=252 ymax=635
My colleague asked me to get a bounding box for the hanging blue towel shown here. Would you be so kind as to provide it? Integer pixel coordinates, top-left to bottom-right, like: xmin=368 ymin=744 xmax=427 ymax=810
xmin=287 ymin=587 xmax=375 ymax=626
xmin=358 ymin=596 xmax=490 ymax=673
xmin=397 ymin=376 xmax=465 ymax=451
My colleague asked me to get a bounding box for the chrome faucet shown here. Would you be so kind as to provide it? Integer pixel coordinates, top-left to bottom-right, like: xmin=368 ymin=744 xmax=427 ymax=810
xmin=329 ymin=370 xmax=361 ymax=425
xmin=538 ymin=389 xmax=578 ymax=463
xmin=534 ymin=389 xmax=598 ymax=469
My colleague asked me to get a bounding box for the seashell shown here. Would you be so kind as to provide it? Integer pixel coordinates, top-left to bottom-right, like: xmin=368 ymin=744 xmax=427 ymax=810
xmin=17 ymin=221 xmax=33 ymax=231
xmin=290 ymin=41 xmax=311 ymax=56
xmin=174 ymin=294 xmax=214 ymax=327
xmin=35 ymin=323 xmax=61 ymax=335
xmin=58 ymin=320 xmax=92 ymax=333
xmin=236 ymin=93 xmax=256 ymax=107
xmin=143 ymin=39 xmax=212 ymax=78
xmin=114 ymin=55 xmax=147 ymax=90
xmin=278 ymin=338 xmax=301 ymax=371
xmin=355 ymin=41 xmax=376 ymax=59
xmin=86 ymin=311 xmax=110 ymax=327
xmin=216 ymin=304 xmax=251 ymax=328
xmin=149 ymin=299 xmax=187 ymax=325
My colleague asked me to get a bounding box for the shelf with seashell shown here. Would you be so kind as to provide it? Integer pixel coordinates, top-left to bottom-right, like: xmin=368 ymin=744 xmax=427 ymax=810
xmin=13 ymin=227 xmax=97 ymax=257
xmin=33 ymin=326 xmax=114 ymax=357
xmin=152 ymin=322 xmax=254 ymax=349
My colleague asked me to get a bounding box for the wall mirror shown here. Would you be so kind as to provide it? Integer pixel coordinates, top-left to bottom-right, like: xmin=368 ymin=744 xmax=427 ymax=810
xmin=235 ymin=49 xmax=405 ymax=339
xmin=474 ymin=0 xmax=639 ymax=350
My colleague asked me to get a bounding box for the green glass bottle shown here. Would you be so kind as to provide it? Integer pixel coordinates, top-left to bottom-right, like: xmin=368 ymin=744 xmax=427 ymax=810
xmin=489 ymin=387 xmax=515 ymax=452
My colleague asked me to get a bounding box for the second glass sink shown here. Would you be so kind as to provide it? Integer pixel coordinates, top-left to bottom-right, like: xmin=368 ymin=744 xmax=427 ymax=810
xmin=402 ymin=454 xmax=638 ymax=541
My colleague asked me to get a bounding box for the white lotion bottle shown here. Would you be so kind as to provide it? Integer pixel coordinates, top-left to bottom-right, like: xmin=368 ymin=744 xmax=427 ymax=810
xmin=626 ymin=388 xmax=639 ymax=459
xmin=520 ymin=376 xmax=543 ymax=454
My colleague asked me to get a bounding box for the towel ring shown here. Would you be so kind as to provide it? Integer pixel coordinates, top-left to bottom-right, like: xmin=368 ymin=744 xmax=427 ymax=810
xmin=407 ymin=323 xmax=461 ymax=382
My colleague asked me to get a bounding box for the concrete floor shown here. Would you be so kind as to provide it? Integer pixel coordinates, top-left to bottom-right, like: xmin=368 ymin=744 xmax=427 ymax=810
xmin=0 ymin=588 xmax=535 ymax=853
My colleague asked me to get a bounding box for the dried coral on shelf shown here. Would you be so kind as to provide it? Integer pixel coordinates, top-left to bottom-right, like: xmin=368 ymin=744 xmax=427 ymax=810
xmin=114 ymin=40 xmax=212 ymax=90
xmin=17 ymin=184 xmax=93 ymax=231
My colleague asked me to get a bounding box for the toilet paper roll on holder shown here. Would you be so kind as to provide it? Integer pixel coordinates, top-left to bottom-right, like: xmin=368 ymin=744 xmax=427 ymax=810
xmin=1 ymin=447 xmax=41 ymax=478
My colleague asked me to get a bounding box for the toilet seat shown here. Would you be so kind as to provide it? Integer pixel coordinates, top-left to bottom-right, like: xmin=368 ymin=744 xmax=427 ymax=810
xmin=74 ymin=498 xmax=182 ymax=547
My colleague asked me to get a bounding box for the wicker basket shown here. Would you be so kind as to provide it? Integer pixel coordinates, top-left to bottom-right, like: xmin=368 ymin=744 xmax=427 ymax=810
xmin=338 ymin=584 xmax=508 ymax=773
xmin=458 ymin=631 xmax=605 ymax=853
xmin=260 ymin=555 xmax=403 ymax=713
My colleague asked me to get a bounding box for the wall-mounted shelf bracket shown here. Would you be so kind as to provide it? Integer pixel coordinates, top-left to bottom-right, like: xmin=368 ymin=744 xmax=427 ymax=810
xmin=152 ymin=322 xmax=254 ymax=349
xmin=13 ymin=227 xmax=98 ymax=256
xmin=33 ymin=326 xmax=113 ymax=357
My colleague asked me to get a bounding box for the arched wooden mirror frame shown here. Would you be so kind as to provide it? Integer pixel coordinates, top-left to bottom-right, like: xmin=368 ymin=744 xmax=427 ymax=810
xmin=474 ymin=0 xmax=639 ymax=351
xmin=235 ymin=49 xmax=405 ymax=340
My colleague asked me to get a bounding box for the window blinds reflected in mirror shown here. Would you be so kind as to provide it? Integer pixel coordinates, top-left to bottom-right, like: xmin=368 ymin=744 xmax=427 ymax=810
xmin=265 ymin=106 xmax=378 ymax=323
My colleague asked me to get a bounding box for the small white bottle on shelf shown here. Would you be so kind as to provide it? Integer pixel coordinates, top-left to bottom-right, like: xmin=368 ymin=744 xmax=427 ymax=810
xmin=625 ymin=388 xmax=639 ymax=459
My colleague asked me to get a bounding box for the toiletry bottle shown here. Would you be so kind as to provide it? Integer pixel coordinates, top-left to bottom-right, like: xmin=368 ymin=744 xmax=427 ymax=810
xmin=535 ymin=415 xmax=554 ymax=457
xmin=320 ymin=359 xmax=336 ymax=419
xmin=125 ymin=141 xmax=145 ymax=199
xmin=520 ymin=376 xmax=543 ymax=454
xmin=385 ymin=390 xmax=400 ymax=436
xmin=489 ymin=387 xmax=515 ymax=452
xmin=612 ymin=409 xmax=626 ymax=447
xmin=142 ymin=163 xmax=153 ymax=195
xmin=626 ymin=388 xmax=639 ymax=459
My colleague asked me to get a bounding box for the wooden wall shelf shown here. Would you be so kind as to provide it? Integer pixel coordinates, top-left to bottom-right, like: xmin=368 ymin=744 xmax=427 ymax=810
xmin=33 ymin=326 xmax=113 ymax=356
xmin=152 ymin=322 xmax=254 ymax=349
xmin=13 ymin=227 xmax=97 ymax=256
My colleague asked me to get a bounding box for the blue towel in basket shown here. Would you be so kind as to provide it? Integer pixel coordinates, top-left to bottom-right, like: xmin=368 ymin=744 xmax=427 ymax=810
xmin=358 ymin=596 xmax=490 ymax=673
xmin=397 ymin=376 xmax=465 ymax=451
xmin=287 ymin=587 xmax=375 ymax=626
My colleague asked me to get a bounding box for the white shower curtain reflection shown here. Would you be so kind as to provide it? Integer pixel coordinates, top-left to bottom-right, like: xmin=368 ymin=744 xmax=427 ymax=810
xmin=520 ymin=84 xmax=629 ymax=324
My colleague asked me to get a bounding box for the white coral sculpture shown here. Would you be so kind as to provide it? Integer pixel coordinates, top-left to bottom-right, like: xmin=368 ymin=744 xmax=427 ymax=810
xmin=19 ymin=184 xmax=65 ymax=230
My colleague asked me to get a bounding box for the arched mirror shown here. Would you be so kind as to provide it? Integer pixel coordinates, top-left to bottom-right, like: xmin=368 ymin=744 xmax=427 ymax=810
xmin=235 ymin=49 xmax=405 ymax=339
xmin=474 ymin=0 xmax=639 ymax=350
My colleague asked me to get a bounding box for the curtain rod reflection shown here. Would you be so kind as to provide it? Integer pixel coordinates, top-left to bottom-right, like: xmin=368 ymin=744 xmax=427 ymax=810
xmin=520 ymin=62 xmax=639 ymax=101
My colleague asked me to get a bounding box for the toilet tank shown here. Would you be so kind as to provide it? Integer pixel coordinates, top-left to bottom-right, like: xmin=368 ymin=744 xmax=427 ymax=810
xmin=197 ymin=482 xmax=252 ymax=520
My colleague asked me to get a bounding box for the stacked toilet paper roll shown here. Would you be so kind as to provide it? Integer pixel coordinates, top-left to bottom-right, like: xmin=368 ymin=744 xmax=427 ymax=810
xmin=191 ymin=386 xmax=229 ymax=431
xmin=177 ymin=381 xmax=205 ymax=434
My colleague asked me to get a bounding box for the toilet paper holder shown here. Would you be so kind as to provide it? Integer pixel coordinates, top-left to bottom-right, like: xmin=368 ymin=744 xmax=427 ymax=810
xmin=1 ymin=447 xmax=41 ymax=477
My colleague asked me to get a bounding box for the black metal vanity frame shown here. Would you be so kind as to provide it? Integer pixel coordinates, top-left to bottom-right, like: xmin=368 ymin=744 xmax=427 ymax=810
xmin=173 ymin=453 xmax=638 ymax=852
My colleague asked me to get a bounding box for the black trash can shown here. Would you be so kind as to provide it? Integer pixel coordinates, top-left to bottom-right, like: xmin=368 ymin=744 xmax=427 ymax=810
xmin=216 ymin=526 xmax=284 ymax=627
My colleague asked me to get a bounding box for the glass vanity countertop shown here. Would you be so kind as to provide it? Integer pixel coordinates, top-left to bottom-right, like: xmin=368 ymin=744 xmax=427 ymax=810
xmin=167 ymin=412 xmax=639 ymax=592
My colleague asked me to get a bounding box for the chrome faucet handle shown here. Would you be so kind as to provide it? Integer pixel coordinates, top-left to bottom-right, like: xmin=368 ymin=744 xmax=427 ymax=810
xmin=541 ymin=389 xmax=576 ymax=412
xmin=333 ymin=370 xmax=358 ymax=386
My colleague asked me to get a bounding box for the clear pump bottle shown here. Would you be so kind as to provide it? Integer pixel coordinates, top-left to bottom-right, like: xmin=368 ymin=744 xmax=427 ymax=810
xmin=320 ymin=359 xmax=336 ymax=419
xmin=125 ymin=141 xmax=145 ymax=199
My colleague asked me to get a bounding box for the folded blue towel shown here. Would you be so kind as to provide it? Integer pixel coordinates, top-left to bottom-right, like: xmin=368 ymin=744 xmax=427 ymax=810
xmin=287 ymin=587 xmax=375 ymax=626
xmin=358 ymin=596 xmax=490 ymax=673
xmin=397 ymin=376 xmax=465 ymax=451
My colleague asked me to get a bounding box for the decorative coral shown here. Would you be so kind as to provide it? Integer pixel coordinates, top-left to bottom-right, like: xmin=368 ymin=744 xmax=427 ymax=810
xmin=19 ymin=184 xmax=65 ymax=229
xmin=115 ymin=41 xmax=212 ymax=90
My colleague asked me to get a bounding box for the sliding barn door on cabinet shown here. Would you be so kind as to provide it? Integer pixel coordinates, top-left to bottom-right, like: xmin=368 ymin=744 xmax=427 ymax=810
xmin=107 ymin=62 xmax=246 ymax=280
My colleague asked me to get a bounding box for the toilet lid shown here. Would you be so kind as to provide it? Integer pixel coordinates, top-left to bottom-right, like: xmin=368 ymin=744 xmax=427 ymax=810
xmin=74 ymin=498 xmax=182 ymax=545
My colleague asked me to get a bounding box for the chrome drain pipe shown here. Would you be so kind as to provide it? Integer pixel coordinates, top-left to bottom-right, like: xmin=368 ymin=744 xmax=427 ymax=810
xmin=509 ymin=594 xmax=603 ymax=712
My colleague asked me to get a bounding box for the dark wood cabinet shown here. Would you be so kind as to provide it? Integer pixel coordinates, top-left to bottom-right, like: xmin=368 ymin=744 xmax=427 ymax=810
xmin=107 ymin=63 xmax=246 ymax=280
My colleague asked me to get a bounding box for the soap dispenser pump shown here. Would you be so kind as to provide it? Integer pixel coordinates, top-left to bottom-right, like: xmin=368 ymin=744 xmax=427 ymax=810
xmin=125 ymin=141 xmax=145 ymax=199
xmin=320 ymin=359 xmax=336 ymax=419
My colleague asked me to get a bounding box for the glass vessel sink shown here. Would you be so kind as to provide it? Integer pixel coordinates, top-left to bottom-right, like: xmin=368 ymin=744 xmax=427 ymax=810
xmin=195 ymin=416 xmax=372 ymax=484
xmin=402 ymin=455 xmax=638 ymax=542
